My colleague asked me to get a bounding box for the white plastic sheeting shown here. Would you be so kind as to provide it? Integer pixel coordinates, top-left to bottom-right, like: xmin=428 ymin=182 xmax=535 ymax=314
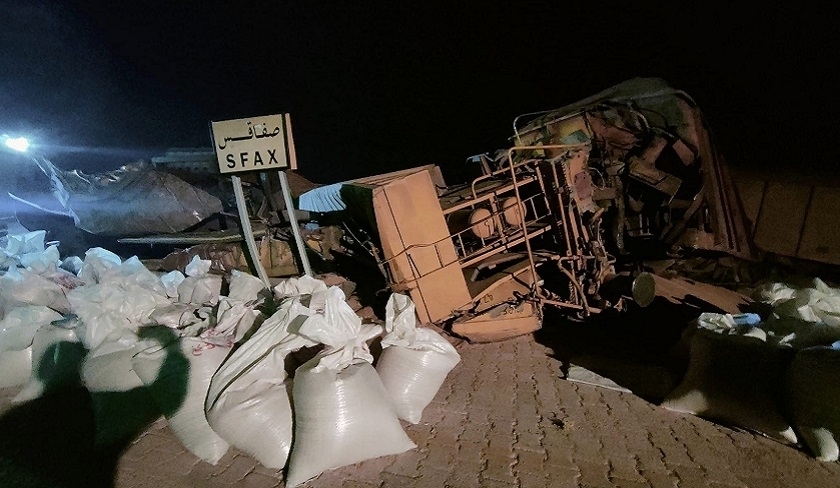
xmin=758 ymin=278 xmax=840 ymax=327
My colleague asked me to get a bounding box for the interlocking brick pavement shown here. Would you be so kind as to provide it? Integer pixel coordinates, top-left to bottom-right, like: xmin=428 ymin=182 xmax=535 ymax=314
xmin=3 ymin=333 xmax=840 ymax=487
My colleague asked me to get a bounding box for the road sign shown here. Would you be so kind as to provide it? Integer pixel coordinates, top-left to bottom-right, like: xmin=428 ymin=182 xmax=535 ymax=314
xmin=211 ymin=114 xmax=294 ymax=174
xmin=208 ymin=113 xmax=312 ymax=286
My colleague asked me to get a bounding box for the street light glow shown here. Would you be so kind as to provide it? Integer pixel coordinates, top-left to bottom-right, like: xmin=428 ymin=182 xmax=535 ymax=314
xmin=4 ymin=136 xmax=30 ymax=152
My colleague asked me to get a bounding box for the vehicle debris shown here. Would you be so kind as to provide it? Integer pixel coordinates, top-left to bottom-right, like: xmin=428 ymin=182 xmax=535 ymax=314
xmin=10 ymin=156 xmax=223 ymax=236
xmin=301 ymin=78 xmax=754 ymax=342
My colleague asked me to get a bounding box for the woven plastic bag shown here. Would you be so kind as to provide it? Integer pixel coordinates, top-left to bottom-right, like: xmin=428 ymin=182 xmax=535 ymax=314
xmin=785 ymin=345 xmax=840 ymax=461
xmin=662 ymin=329 xmax=797 ymax=444
xmin=285 ymin=287 xmax=415 ymax=487
xmin=376 ymin=293 xmax=460 ymax=423
xmin=172 ymin=255 xmax=222 ymax=306
xmin=273 ymin=275 xmax=329 ymax=312
xmin=0 ymin=305 xmax=63 ymax=353
xmin=0 ymin=346 xmax=32 ymax=388
xmin=0 ymin=267 xmax=72 ymax=315
xmin=13 ymin=323 xmax=85 ymax=403
xmin=206 ymin=298 xmax=316 ymax=469
xmin=131 ymin=331 xmax=231 ymax=463
xmin=82 ymin=338 xmax=144 ymax=392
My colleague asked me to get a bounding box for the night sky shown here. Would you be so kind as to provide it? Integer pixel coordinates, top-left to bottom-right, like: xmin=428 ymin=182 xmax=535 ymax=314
xmin=2 ymin=1 xmax=834 ymax=183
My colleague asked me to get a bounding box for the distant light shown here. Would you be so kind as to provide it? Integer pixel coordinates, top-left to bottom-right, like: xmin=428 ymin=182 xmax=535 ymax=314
xmin=4 ymin=136 xmax=30 ymax=152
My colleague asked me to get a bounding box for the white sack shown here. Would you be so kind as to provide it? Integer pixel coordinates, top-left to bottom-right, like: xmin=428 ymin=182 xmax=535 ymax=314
xmin=60 ymin=256 xmax=84 ymax=276
xmin=1 ymin=230 xmax=53 ymax=272
xmin=287 ymin=362 xmax=416 ymax=487
xmin=294 ymin=287 xmax=381 ymax=371
xmin=376 ymin=293 xmax=460 ymax=423
xmin=0 ymin=346 xmax=33 ymax=388
xmin=273 ymin=275 xmax=329 ymax=312
xmin=185 ymin=255 xmax=211 ymax=277
xmin=662 ymin=329 xmax=797 ymax=444
xmin=0 ymin=305 xmax=63 ymax=352
xmin=68 ymin=281 xmax=170 ymax=350
xmin=149 ymin=303 xmax=203 ymax=329
xmin=160 ymin=270 xmax=186 ymax=299
xmin=77 ymin=247 xmax=122 ymax=284
xmin=212 ymin=298 xmax=259 ymax=342
xmin=207 ymin=380 xmax=293 ymax=465
xmin=226 ymin=270 xmax=266 ymax=302
xmin=82 ymin=339 xmax=144 ymax=392
xmin=0 ymin=267 xmax=72 ymax=314
xmin=785 ymin=346 xmax=840 ymax=461
xmin=132 ymin=335 xmax=231 ymax=463
xmin=13 ymin=324 xmax=84 ymax=403
xmin=18 ymin=244 xmax=61 ymax=275
xmin=205 ymin=270 xmax=266 ymax=343
xmin=2 ymin=230 xmax=46 ymax=258
xmin=286 ymin=287 xmax=414 ymax=487
xmin=69 ymin=253 xmax=174 ymax=350
xmin=97 ymin=256 xmax=169 ymax=296
xmin=206 ymin=298 xmax=315 ymax=408
xmin=177 ymin=275 xmax=223 ymax=306
xmin=273 ymin=275 xmax=328 ymax=298
xmin=206 ymin=299 xmax=316 ymax=469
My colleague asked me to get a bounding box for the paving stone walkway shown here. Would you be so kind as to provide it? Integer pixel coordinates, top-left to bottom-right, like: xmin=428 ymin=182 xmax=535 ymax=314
xmin=3 ymin=333 xmax=839 ymax=488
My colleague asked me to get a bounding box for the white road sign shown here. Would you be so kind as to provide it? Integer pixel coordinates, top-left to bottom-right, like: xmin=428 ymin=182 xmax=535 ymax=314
xmin=211 ymin=114 xmax=291 ymax=174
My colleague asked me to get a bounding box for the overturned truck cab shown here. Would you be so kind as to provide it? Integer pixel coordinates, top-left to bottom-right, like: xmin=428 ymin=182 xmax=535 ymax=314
xmin=311 ymin=78 xmax=753 ymax=342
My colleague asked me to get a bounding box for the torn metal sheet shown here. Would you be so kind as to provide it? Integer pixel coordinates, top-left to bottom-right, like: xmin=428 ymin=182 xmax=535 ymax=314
xmin=24 ymin=157 xmax=224 ymax=236
xmin=514 ymin=77 xmax=755 ymax=260
xmin=118 ymin=222 xmax=268 ymax=245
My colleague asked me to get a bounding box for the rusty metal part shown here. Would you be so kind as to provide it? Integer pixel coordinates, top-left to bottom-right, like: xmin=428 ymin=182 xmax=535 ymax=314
xmin=333 ymin=78 xmax=755 ymax=342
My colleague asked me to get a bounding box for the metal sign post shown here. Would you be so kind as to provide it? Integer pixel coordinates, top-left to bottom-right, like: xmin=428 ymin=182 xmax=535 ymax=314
xmin=281 ymin=114 xmax=312 ymax=276
xmin=230 ymin=174 xmax=271 ymax=287
xmin=211 ymin=113 xmax=313 ymax=287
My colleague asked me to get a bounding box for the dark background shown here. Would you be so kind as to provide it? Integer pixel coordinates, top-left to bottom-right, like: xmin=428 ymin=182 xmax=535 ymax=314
xmin=2 ymin=1 xmax=834 ymax=183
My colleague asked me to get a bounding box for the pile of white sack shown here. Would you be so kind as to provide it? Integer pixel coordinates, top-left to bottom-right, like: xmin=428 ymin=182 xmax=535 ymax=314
xmin=0 ymin=228 xmax=461 ymax=484
xmin=662 ymin=278 xmax=840 ymax=462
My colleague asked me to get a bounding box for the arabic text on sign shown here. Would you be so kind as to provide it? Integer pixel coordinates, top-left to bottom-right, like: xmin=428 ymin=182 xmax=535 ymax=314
xmin=211 ymin=114 xmax=289 ymax=174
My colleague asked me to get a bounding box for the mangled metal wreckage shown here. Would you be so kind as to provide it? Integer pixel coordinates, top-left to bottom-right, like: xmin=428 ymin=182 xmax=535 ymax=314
xmin=310 ymin=78 xmax=753 ymax=342
xmin=11 ymin=157 xmax=223 ymax=237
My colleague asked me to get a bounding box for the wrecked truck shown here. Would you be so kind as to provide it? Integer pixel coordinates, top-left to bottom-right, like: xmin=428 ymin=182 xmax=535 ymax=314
xmin=304 ymin=78 xmax=754 ymax=342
